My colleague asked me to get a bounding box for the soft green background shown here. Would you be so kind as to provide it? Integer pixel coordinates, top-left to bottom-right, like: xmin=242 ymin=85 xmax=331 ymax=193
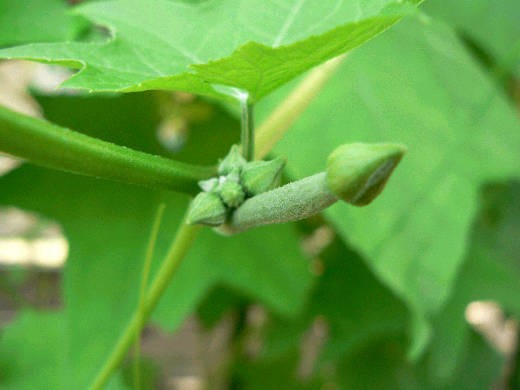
xmin=0 ymin=0 xmax=519 ymax=388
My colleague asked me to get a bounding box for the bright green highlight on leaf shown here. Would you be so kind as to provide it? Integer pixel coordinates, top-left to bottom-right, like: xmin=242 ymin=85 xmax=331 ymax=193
xmin=0 ymin=0 xmax=421 ymax=101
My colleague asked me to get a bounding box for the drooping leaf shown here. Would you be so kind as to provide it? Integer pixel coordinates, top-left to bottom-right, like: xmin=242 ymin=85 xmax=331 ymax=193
xmin=259 ymin=16 xmax=520 ymax=355
xmin=0 ymin=0 xmax=87 ymax=47
xmin=0 ymin=0 xmax=421 ymax=101
xmin=0 ymin=92 xmax=312 ymax=388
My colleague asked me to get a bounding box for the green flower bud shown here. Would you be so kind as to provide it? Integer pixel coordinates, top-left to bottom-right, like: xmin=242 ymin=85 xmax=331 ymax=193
xmin=326 ymin=143 xmax=406 ymax=206
xmin=240 ymin=157 xmax=286 ymax=196
xmin=219 ymin=178 xmax=245 ymax=208
xmin=218 ymin=145 xmax=246 ymax=175
xmin=198 ymin=177 xmax=219 ymax=192
xmin=186 ymin=192 xmax=227 ymax=226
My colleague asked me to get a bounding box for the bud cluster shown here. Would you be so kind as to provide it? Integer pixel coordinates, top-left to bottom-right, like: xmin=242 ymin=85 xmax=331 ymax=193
xmin=187 ymin=145 xmax=286 ymax=226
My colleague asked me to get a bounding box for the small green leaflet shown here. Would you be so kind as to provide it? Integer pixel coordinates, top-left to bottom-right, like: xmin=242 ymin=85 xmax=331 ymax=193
xmin=0 ymin=0 xmax=420 ymax=101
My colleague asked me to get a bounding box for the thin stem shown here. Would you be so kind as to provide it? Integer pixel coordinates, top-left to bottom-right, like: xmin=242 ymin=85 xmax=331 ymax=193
xmin=240 ymin=100 xmax=255 ymax=161
xmin=89 ymin=215 xmax=201 ymax=390
xmin=255 ymin=55 xmax=345 ymax=160
xmin=133 ymin=203 xmax=166 ymax=390
xmin=0 ymin=105 xmax=215 ymax=195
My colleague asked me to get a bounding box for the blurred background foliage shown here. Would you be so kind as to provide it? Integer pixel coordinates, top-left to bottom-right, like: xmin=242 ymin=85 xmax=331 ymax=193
xmin=0 ymin=0 xmax=519 ymax=389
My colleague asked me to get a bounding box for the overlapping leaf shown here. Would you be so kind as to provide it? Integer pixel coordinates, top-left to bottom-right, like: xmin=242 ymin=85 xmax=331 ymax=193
xmin=0 ymin=0 xmax=421 ymax=101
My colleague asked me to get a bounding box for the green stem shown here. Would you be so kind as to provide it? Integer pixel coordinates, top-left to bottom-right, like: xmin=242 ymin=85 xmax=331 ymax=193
xmin=240 ymin=100 xmax=254 ymax=161
xmin=88 ymin=54 xmax=345 ymax=389
xmin=89 ymin=216 xmax=201 ymax=390
xmin=255 ymin=55 xmax=345 ymax=160
xmin=133 ymin=203 xmax=166 ymax=390
xmin=226 ymin=173 xmax=338 ymax=233
xmin=0 ymin=105 xmax=215 ymax=195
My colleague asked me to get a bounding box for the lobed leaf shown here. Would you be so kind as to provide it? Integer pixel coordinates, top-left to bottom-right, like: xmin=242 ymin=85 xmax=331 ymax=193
xmin=0 ymin=0 xmax=421 ymax=101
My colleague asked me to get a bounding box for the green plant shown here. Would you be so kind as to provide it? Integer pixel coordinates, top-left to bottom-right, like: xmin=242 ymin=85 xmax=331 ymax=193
xmin=0 ymin=1 xmax=519 ymax=389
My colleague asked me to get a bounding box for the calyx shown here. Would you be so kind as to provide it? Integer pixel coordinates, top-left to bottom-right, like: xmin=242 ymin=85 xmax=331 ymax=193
xmin=187 ymin=145 xmax=285 ymax=226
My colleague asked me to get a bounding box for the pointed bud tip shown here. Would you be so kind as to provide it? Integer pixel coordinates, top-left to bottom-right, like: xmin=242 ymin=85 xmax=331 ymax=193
xmin=219 ymin=179 xmax=245 ymax=208
xmin=187 ymin=192 xmax=227 ymax=226
xmin=241 ymin=156 xmax=286 ymax=196
xmin=326 ymin=142 xmax=406 ymax=206
xmin=218 ymin=144 xmax=246 ymax=175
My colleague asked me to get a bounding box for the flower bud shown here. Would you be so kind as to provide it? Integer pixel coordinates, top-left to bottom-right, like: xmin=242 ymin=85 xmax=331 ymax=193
xmin=218 ymin=145 xmax=246 ymax=175
xmin=186 ymin=192 xmax=227 ymax=226
xmin=326 ymin=143 xmax=406 ymax=206
xmin=198 ymin=177 xmax=219 ymax=192
xmin=240 ymin=157 xmax=286 ymax=196
xmin=219 ymin=178 xmax=245 ymax=208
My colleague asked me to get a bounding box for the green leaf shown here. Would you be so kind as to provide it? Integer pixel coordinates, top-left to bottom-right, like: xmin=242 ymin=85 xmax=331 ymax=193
xmin=252 ymin=235 xmax=409 ymax=372
xmin=427 ymin=181 xmax=520 ymax=384
xmin=0 ymin=311 xmax=66 ymax=389
xmin=424 ymin=0 xmax=520 ymax=77
xmin=0 ymin=0 xmax=87 ymax=47
xmin=336 ymin=336 xmax=422 ymax=389
xmin=336 ymin=331 xmax=502 ymax=390
xmin=259 ymin=16 xmax=520 ymax=355
xmin=0 ymin=0 xmax=421 ymax=101
xmin=307 ymin=238 xmax=409 ymax=361
xmin=0 ymin=93 xmax=312 ymax=387
xmin=234 ymin=349 xmax=323 ymax=390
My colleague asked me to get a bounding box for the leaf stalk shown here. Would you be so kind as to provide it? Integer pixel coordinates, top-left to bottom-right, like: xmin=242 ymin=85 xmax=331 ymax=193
xmin=0 ymin=105 xmax=215 ymax=195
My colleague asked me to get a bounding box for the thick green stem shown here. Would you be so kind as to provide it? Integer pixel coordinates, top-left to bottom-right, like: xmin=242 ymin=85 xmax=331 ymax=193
xmin=89 ymin=218 xmax=201 ymax=390
xmin=0 ymin=105 xmax=215 ymax=194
